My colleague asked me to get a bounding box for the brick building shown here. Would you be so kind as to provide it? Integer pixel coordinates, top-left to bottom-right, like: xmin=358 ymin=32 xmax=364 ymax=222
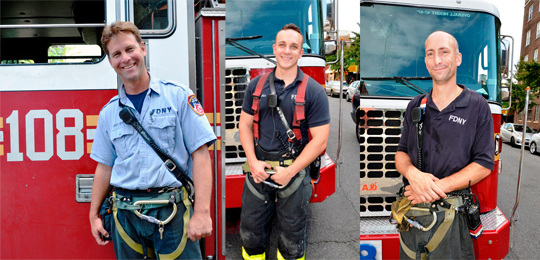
xmin=519 ymin=0 xmax=540 ymax=131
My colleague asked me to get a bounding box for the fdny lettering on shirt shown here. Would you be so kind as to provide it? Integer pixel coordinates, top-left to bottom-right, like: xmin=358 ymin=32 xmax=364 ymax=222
xmin=449 ymin=115 xmax=467 ymax=125
xmin=150 ymin=107 xmax=172 ymax=115
xmin=188 ymin=94 xmax=205 ymax=116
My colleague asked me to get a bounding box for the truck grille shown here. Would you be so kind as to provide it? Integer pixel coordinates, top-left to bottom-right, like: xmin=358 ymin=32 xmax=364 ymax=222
xmin=224 ymin=67 xmax=250 ymax=163
xmin=360 ymin=108 xmax=405 ymax=216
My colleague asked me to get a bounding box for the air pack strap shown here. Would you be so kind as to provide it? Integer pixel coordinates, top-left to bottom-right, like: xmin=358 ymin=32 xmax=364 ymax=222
xmin=251 ymin=72 xmax=309 ymax=143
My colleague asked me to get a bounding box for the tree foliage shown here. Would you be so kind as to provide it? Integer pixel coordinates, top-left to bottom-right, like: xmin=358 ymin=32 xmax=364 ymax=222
xmin=326 ymin=29 xmax=360 ymax=77
xmin=511 ymin=59 xmax=540 ymax=114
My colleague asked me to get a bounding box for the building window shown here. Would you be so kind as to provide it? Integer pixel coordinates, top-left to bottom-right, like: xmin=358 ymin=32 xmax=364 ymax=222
xmin=537 ymin=21 xmax=540 ymax=39
xmin=535 ymin=49 xmax=539 ymax=61
xmin=535 ymin=106 xmax=540 ymax=122
xmin=529 ymin=5 xmax=534 ymax=21
xmin=528 ymin=107 xmax=533 ymax=121
xmin=525 ymin=54 xmax=529 ymax=62
xmin=519 ymin=111 xmax=523 ymax=121
xmin=527 ymin=30 xmax=531 ymax=46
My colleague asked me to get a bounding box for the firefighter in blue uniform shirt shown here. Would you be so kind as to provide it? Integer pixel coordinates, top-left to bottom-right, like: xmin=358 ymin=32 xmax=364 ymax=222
xmin=238 ymin=24 xmax=330 ymax=260
xmin=396 ymin=31 xmax=495 ymax=259
xmin=88 ymin=21 xmax=216 ymax=259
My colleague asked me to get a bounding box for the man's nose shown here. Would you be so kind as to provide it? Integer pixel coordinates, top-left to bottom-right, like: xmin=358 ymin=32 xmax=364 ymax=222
xmin=434 ymin=54 xmax=443 ymax=64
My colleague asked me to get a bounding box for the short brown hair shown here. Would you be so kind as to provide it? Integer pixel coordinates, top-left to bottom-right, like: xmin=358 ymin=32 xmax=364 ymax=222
xmin=101 ymin=21 xmax=143 ymax=56
xmin=281 ymin=23 xmax=302 ymax=36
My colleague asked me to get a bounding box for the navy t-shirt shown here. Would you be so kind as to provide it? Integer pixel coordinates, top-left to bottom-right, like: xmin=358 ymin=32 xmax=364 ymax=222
xmin=241 ymin=68 xmax=330 ymax=152
xmin=397 ymin=85 xmax=495 ymax=186
xmin=126 ymin=89 xmax=149 ymax=114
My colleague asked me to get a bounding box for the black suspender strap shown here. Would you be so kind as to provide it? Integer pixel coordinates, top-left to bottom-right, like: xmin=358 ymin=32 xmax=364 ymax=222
xmin=268 ymin=73 xmax=303 ymax=158
xmin=118 ymin=101 xmax=195 ymax=203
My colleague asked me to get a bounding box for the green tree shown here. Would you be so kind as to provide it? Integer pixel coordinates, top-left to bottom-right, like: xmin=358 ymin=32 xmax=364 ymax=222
xmin=48 ymin=45 xmax=77 ymax=63
xmin=326 ymin=29 xmax=359 ymax=78
xmin=511 ymin=59 xmax=540 ymax=114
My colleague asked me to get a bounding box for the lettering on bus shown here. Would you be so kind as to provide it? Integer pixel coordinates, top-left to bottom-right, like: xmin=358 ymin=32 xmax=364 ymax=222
xmin=4 ymin=109 xmax=88 ymax=161
xmin=361 ymin=182 xmax=378 ymax=191
xmin=416 ymin=9 xmax=471 ymax=18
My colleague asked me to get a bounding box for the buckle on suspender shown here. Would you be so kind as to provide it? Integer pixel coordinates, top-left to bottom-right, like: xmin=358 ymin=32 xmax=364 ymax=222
xmin=164 ymin=159 xmax=177 ymax=172
xmin=286 ymin=129 xmax=296 ymax=140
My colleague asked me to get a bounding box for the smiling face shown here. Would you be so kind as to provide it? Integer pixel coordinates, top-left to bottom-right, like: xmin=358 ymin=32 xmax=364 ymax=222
xmin=273 ymin=29 xmax=304 ymax=71
xmin=106 ymin=32 xmax=148 ymax=87
xmin=424 ymin=31 xmax=462 ymax=86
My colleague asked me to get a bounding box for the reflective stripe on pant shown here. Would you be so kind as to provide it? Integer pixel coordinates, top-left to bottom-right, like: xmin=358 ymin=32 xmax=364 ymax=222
xmin=240 ymin=168 xmax=312 ymax=260
xmin=111 ymin=188 xmax=202 ymax=259
xmin=399 ymin=209 xmax=474 ymax=260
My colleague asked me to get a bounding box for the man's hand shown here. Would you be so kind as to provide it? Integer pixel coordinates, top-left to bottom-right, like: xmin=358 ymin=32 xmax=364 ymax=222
xmin=90 ymin=215 xmax=110 ymax=245
xmin=249 ymin=160 xmax=272 ymax=183
xmin=187 ymin=211 xmax=212 ymax=241
xmin=270 ymin=166 xmax=295 ymax=186
xmin=404 ymin=169 xmax=446 ymax=204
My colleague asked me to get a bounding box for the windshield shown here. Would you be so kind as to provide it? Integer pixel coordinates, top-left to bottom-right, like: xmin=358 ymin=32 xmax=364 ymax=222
xmin=514 ymin=125 xmax=536 ymax=133
xmin=360 ymin=3 xmax=501 ymax=102
xmin=226 ymin=0 xmax=325 ymax=57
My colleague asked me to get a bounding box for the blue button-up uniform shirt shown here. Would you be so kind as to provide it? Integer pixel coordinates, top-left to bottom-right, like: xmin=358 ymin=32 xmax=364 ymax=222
xmin=91 ymin=76 xmax=216 ymax=190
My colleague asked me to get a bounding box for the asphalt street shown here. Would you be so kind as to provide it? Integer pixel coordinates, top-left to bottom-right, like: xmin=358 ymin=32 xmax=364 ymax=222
xmin=225 ymin=94 xmax=360 ymax=259
xmin=499 ymin=142 xmax=540 ymax=260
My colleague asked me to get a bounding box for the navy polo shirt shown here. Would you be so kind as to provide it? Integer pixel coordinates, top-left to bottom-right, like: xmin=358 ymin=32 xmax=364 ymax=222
xmin=397 ymin=84 xmax=495 ymax=186
xmin=241 ymin=68 xmax=330 ymax=152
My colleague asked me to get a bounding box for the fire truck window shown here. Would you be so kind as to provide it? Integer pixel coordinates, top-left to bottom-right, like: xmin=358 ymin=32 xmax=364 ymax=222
xmin=47 ymin=45 xmax=102 ymax=63
xmin=0 ymin=1 xmax=106 ymax=65
xmin=132 ymin=0 xmax=172 ymax=34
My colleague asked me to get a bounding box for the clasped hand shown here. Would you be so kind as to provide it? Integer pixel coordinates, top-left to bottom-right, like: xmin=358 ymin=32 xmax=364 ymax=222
xmin=249 ymin=160 xmax=294 ymax=186
xmin=404 ymin=170 xmax=447 ymax=204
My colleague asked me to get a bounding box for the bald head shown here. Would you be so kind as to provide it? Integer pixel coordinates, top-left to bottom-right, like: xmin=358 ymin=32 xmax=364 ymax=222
xmin=425 ymin=31 xmax=459 ymax=54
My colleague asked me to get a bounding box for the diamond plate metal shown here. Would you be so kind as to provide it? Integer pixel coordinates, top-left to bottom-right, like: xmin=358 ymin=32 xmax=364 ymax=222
xmin=360 ymin=207 xmax=507 ymax=235
xmin=225 ymin=163 xmax=244 ymax=176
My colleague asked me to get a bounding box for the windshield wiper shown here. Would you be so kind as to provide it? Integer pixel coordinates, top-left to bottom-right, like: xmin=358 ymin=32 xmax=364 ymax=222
xmin=226 ymin=35 xmax=277 ymax=65
xmin=361 ymin=76 xmax=431 ymax=94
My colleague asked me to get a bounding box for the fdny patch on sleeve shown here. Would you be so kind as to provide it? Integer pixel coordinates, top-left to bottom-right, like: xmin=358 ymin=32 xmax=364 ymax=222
xmin=188 ymin=94 xmax=205 ymax=116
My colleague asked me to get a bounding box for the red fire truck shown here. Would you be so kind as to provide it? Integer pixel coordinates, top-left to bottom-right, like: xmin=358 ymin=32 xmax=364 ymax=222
xmin=0 ymin=0 xmax=225 ymax=259
xmin=224 ymin=0 xmax=336 ymax=209
xmin=359 ymin=0 xmax=512 ymax=259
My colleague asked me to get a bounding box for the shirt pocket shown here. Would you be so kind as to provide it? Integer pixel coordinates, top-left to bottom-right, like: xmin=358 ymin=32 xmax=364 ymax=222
xmin=111 ymin=125 xmax=137 ymax=159
xmin=148 ymin=116 xmax=176 ymax=154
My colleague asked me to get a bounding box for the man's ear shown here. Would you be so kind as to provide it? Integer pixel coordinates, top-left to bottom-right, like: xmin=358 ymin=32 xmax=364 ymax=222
xmin=141 ymin=42 xmax=147 ymax=56
xmin=456 ymin=53 xmax=462 ymax=66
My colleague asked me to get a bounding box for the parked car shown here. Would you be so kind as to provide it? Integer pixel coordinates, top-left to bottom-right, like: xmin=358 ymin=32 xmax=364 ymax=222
xmin=500 ymin=123 xmax=537 ymax=147
xmin=346 ymin=80 xmax=360 ymax=102
xmin=325 ymin=80 xmax=348 ymax=97
xmin=530 ymin=133 xmax=540 ymax=155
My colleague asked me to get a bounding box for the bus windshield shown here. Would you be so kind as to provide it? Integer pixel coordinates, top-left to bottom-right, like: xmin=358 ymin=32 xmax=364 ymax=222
xmin=360 ymin=3 xmax=501 ymax=102
xmin=226 ymin=0 xmax=325 ymax=57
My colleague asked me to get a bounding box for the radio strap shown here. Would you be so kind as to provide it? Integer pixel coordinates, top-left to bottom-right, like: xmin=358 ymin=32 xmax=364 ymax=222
xmin=118 ymin=102 xmax=195 ymax=203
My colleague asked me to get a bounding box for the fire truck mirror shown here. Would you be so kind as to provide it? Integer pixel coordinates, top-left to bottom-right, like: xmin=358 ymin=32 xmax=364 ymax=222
xmin=76 ymin=174 xmax=94 ymax=203
xmin=325 ymin=40 xmax=337 ymax=55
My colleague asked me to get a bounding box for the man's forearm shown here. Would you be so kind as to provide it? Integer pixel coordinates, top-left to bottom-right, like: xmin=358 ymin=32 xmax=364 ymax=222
xmin=238 ymin=112 xmax=258 ymax=165
xmin=395 ymin=151 xmax=418 ymax=180
xmin=437 ymin=162 xmax=491 ymax=193
xmin=89 ymin=163 xmax=112 ymax=219
xmin=192 ymin=145 xmax=213 ymax=214
xmin=287 ymin=124 xmax=329 ymax=175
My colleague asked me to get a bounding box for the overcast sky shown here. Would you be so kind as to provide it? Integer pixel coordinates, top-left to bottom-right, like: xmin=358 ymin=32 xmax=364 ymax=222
xmin=338 ymin=0 xmax=525 ymax=67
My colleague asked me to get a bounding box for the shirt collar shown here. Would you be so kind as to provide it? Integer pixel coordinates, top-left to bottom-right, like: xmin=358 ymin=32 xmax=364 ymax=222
xmin=426 ymin=84 xmax=470 ymax=111
xmin=119 ymin=74 xmax=161 ymax=104
xmin=271 ymin=67 xmax=304 ymax=86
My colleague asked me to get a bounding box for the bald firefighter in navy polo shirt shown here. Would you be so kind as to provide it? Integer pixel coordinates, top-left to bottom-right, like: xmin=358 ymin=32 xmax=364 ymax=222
xmin=395 ymin=31 xmax=495 ymax=259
